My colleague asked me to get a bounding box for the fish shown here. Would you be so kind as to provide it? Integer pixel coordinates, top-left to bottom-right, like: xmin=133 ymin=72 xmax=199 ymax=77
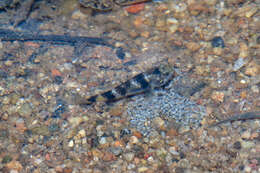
xmin=81 ymin=63 xmax=176 ymax=105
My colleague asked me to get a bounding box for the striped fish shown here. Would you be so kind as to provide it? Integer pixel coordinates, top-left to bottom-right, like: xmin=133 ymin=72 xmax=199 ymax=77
xmin=82 ymin=63 xmax=176 ymax=105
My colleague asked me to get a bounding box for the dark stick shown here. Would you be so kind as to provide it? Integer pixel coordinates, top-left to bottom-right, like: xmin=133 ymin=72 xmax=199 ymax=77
xmin=0 ymin=29 xmax=112 ymax=47
xmin=209 ymin=111 xmax=260 ymax=127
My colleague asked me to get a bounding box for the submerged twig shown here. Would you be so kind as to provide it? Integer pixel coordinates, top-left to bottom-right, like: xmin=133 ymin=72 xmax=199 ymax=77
xmin=209 ymin=111 xmax=260 ymax=127
xmin=0 ymin=29 xmax=112 ymax=47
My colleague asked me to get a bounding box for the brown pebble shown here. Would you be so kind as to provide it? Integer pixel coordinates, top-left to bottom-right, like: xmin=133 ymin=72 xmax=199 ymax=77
xmin=103 ymin=152 xmax=116 ymax=161
xmin=166 ymin=128 xmax=179 ymax=137
xmin=109 ymin=104 xmax=124 ymax=116
xmin=186 ymin=42 xmax=201 ymax=52
xmin=134 ymin=16 xmax=144 ymax=27
xmin=244 ymin=61 xmax=259 ymax=76
xmin=63 ymin=167 xmax=73 ymax=173
xmin=6 ymin=160 xmax=23 ymax=171
xmin=211 ymin=91 xmax=225 ymax=103
xmin=141 ymin=31 xmax=150 ymax=38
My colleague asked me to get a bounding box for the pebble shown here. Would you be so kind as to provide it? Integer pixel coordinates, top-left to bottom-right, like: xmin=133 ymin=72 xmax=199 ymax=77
xmin=211 ymin=91 xmax=225 ymax=103
xmin=241 ymin=141 xmax=255 ymax=149
xmin=31 ymin=126 xmax=50 ymax=136
xmin=110 ymin=147 xmax=122 ymax=156
xmin=169 ymin=147 xmax=179 ymax=156
xmin=17 ymin=103 xmax=32 ymax=117
xmin=168 ymin=24 xmax=179 ymax=33
xmin=244 ymin=61 xmax=259 ymax=76
xmin=233 ymin=141 xmax=241 ymax=150
xmin=68 ymin=117 xmax=84 ymax=127
xmin=138 ymin=166 xmax=148 ymax=172
xmin=186 ymin=42 xmax=201 ymax=51
xmin=99 ymin=137 xmax=107 ymax=145
xmin=109 ymin=104 xmax=124 ymax=116
xmin=211 ymin=36 xmax=225 ymax=48
xmin=124 ymin=153 xmax=135 ymax=162
xmin=125 ymin=3 xmax=145 ymax=14
xmin=233 ymin=57 xmax=248 ymax=71
xmin=68 ymin=140 xmax=74 ymax=147
xmin=6 ymin=160 xmax=23 ymax=171
xmin=239 ymin=43 xmax=249 ymax=58
xmin=153 ymin=117 xmax=165 ymax=129
xmin=74 ymin=129 xmax=86 ymax=140
xmin=71 ymin=10 xmax=87 ymax=20
xmin=241 ymin=130 xmax=251 ymax=139
xmin=2 ymin=155 xmax=13 ymax=164
xmin=129 ymin=135 xmax=139 ymax=144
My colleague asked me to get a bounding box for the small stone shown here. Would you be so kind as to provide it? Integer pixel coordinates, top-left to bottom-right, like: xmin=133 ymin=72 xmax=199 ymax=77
xmin=63 ymin=167 xmax=73 ymax=173
xmin=71 ymin=10 xmax=87 ymax=20
xmin=138 ymin=166 xmax=148 ymax=172
xmin=6 ymin=160 xmax=23 ymax=171
xmin=169 ymin=147 xmax=179 ymax=155
xmin=233 ymin=141 xmax=241 ymax=150
xmin=75 ymin=129 xmax=86 ymax=139
xmin=251 ymin=85 xmax=259 ymax=93
xmin=124 ymin=153 xmax=135 ymax=162
xmin=244 ymin=61 xmax=259 ymax=76
xmin=167 ymin=18 xmax=179 ymax=25
xmin=213 ymin=47 xmax=222 ymax=55
xmin=102 ymin=152 xmax=115 ymax=162
xmin=153 ymin=117 xmax=165 ymax=129
xmin=17 ymin=103 xmax=32 ymax=117
xmin=110 ymin=147 xmax=122 ymax=156
xmin=244 ymin=165 xmax=251 ymax=172
xmin=4 ymin=60 xmax=13 ymax=66
xmin=99 ymin=137 xmax=107 ymax=145
xmin=166 ymin=128 xmax=178 ymax=137
xmin=245 ymin=6 xmax=258 ymax=18
xmin=109 ymin=104 xmax=124 ymax=116
xmin=233 ymin=57 xmax=248 ymax=71
xmin=178 ymin=125 xmax=190 ymax=134
xmin=140 ymin=31 xmax=150 ymax=38
xmin=211 ymin=36 xmax=225 ymax=48
xmin=134 ymin=16 xmax=144 ymax=27
xmin=125 ymin=3 xmax=145 ymax=14
xmin=239 ymin=43 xmax=249 ymax=58
xmin=68 ymin=117 xmax=84 ymax=127
xmin=15 ymin=118 xmax=26 ymax=132
xmin=241 ymin=141 xmax=255 ymax=149
xmin=241 ymin=130 xmax=251 ymax=139
xmin=68 ymin=140 xmax=74 ymax=147
xmin=168 ymin=24 xmax=179 ymax=33
xmin=2 ymin=155 xmax=12 ymax=164
xmin=211 ymin=91 xmax=225 ymax=103
xmin=54 ymin=76 xmax=63 ymax=84
xmin=129 ymin=135 xmax=139 ymax=144
xmin=186 ymin=42 xmax=200 ymax=51
xmin=155 ymin=19 xmax=166 ymax=28
xmin=31 ymin=126 xmax=50 ymax=136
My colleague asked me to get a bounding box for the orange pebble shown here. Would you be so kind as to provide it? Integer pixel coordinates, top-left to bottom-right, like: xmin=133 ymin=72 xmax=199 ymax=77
xmin=132 ymin=131 xmax=142 ymax=138
xmin=133 ymin=16 xmax=144 ymax=27
xmin=51 ymin=69 xmax=62 ymax=77
xmin=45 ymin=153 xmax=51 ymax=161
xmin=125 ymin=3 xmax=145 ymax=14
xmin=114 ymin=140 xmax=124 ymax=147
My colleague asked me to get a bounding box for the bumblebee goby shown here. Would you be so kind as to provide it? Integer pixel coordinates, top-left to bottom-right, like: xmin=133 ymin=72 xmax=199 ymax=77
xmin=82 ymin=63 xmax=176 ymax=105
